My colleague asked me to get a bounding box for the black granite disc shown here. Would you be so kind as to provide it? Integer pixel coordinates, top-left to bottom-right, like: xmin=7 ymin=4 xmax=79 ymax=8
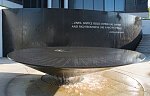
xmin=8 ymin=47 xmax=145 ymax=68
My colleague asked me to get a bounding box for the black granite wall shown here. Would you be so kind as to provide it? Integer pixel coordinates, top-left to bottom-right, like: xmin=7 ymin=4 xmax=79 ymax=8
xmin=2 ymin=8 xmax=142 ymax=56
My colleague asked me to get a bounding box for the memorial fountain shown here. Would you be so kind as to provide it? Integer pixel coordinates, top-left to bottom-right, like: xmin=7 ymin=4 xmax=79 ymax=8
xmin=7 ymin=47 xmax=146 ymax=96
xmin=2 ymin=8 xmax=146 ymax=96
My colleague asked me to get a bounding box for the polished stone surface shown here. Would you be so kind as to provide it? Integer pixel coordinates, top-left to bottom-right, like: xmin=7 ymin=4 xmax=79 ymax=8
xmin=8 ymin=47 xmax=145 ymax=77
xmin=3 ymin=9 xmax=142 ymax=57
xmin=8 ymin=47 xmax=145 ymax=68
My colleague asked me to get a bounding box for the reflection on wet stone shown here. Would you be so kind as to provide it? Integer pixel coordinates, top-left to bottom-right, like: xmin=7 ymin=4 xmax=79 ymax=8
xmin=7 ymin=71 xmax=145 ymax=96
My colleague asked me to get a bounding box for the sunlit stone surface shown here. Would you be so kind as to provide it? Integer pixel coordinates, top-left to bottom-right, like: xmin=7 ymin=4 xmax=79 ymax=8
xmin=6 ymin=70 xmax=145 ymax=96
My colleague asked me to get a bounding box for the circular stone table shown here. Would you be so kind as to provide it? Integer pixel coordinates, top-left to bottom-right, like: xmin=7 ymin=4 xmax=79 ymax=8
xmin=7 ymin=47 xmax=146 ymax=95
xmin=8 ymin=47 xmax=145 ymax=78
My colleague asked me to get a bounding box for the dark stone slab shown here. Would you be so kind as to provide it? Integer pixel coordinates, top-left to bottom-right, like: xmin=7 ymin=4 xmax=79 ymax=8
xmin=2 ymin=9 xmax=23 ymax=56
xmin=3 ymin=9 xmax=142 ymax=56
xmin=8 ymin=47 xmax=145 ymax=77
xmin=8 ymin=47 xmax=145 ymax=68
